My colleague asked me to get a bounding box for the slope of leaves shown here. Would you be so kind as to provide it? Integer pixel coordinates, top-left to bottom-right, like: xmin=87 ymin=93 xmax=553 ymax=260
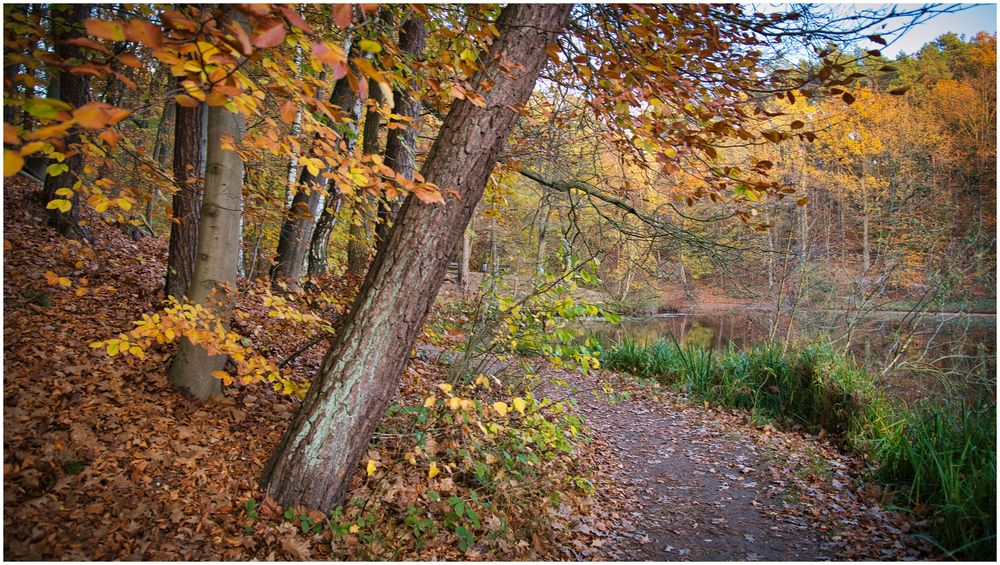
xmin=2 ymin=176 xmax=603 ymax=560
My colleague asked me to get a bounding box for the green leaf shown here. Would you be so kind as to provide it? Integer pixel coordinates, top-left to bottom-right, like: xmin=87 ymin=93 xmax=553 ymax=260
xmin=24 ymin=98 xmax=72 ymax=120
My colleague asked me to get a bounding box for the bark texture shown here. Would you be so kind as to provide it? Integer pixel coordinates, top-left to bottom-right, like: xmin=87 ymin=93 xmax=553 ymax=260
xmin=345 ymin=89 xmax=384 ymax=275
xmin=168 ymin=104 xmax=245 ymax=400
xmin=165 ymin=102 xmax=204 ymax=299
xmin=275 ymin=60 xmax=357 ymax=282
xmin=307 ymin=74 xmax=362 ymax=276
xmin=375 ymin=15 xmax=427 ymax=246
xmin=41 ymin=4 xmax=91 ymax=240
xmin=261 ymin=3 xmax=571 ymax=511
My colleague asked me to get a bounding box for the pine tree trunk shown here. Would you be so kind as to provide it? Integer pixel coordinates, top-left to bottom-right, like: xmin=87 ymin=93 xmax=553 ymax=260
xmin=165 ymin=102 xmax=204 ymax=299
xmin=261 ymin=3 xmax=571 ymax=512
xmin=168 ymin=104 xmax=245 ymax=400
xmin=346 ymin=89 xmax=384 ymax=275
xmin=41 ymin=4 xmax=90 ymax=240
xmin=375 ymin=15 xmax=427 ymax=246
xmin=307 ymin=75 xmax=361 ymax=276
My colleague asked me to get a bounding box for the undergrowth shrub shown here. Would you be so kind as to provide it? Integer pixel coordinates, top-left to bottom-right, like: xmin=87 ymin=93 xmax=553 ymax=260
xmin=305 ymin=378 xmax=592 ymax=559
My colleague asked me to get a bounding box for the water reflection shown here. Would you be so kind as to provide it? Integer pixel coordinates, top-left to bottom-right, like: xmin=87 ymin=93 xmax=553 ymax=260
xmin=581 ymin=311 xmax=997 ymax=403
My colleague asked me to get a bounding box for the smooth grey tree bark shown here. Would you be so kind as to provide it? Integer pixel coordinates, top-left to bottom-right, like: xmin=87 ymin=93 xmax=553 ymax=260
xmin=168 ymin=103 xmax=245 ymax=400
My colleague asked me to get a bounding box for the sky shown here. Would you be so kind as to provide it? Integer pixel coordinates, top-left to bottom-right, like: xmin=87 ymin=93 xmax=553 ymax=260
xmin=877 ymin=3 xmax=997 ymax=57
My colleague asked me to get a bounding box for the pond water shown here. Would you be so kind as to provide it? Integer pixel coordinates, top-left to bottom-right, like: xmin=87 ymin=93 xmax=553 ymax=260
xmin=580 ymin=310 xmax=997 ymax=404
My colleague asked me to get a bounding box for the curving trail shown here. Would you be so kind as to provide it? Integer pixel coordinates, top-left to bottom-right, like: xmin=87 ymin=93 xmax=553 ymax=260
xmin=539 ymin=369 xmax=927 ymax=561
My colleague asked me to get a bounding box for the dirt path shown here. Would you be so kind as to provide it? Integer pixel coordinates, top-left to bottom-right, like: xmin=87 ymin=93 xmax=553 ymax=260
xmin=537 ymin=369 xmax=926 ymax=561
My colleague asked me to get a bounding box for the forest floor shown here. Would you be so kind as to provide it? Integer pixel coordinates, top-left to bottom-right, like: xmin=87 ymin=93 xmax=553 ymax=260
xmin=3 ymin=176 xmax=930 ymax=560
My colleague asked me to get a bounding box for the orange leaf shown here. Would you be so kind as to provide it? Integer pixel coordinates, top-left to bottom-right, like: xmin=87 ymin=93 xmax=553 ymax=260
xmin=4 ymin=122 xmax=19 ymax=145
xmin=62 ymin=37 xmax=111 ymax=54
xmin=98 ymin=129 xmax=123 ymax=147
xmin=25 ymin=121 xmax=74 ymax=141
xmin=175 ymin=94 xmax=200 ymax=108
xmin=312 ymin=41 xmax=345 ymax=66
xmin=117 ymin=53 xmax=142 ymax=68
xmin=333 ymin=4 xmax=353 ymax=28
xmin=252 ymin=18 xmax=286 ymax=49
xmin=279 ymin=100 xmax=297 ymax=123
xmin=85 ymin=19 xmax=125 ymax=42
xmin=126 ymin=19 xmax=163 ymax=48
xmin=72 ymin=102 xmax=112 ymax=129
xmin=278 ymin=6 xmax=312 ymax=33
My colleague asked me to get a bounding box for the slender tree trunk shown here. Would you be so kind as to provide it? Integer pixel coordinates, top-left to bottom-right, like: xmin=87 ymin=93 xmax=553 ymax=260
xmin=168 ymin=103 xmax=245 ymax=400
xmin=307 ymin=75 xmax=361 ymax=276
xmin=346 ymin=89 xmax=384 ymax=275
xmin=375 ymin=15 xmax=427 ymax=246
xmin=41 ymin=4 xmax=91 ymax=240
xmin=165 ymin=102 xmax=204 ymax=299
xmin=145 ymin=91 xmax=176 ymax=233
xmin=261 ymin=3 xmax=571 ymax=511
xmin=862 ymin=210 xmax=870 ymax=276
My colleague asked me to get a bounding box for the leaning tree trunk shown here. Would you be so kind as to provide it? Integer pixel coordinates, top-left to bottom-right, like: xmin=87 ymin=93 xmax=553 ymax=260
xmin=165 ymin=101 xmax=204 ymax=299
xmin=307 ymin=73 xmax=362 ymax=276
xmin=261 ymin=2 xmax=571 ymax=512
xmin=375 ymin=15 xmax=427 ymax=246
xmin=41 ymin=4 xmax=91 ymax=240
xmin=168 ymin=104 xmax=245 ymax=400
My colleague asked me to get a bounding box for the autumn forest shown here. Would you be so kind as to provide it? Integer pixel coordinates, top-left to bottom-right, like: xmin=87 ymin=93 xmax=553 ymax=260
xmin=3 ymin=3 xmax=996 ymax=561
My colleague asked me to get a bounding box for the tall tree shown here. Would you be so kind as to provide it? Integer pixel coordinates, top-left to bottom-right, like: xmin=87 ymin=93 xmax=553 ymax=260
xmin=375 ymin=15 xmax=428 ymax=247
xmin=345 ymin=88 xmax=384 ymax=275
xmin=261 ymin=3 xmax=571 ymax=511
xmin=168 ymin=102 xmax=246 ymax=399
xmin=307 ymin=75 xmax=361 ymax=276
xmin=164 ymin=99 xmax=204 ymax=298
xmin=40 ymin=4 xmax=91 ymax=240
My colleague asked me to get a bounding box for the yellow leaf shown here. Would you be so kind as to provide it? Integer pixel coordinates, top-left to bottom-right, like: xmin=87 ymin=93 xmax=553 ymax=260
xmin=366 ymin=459 xmax=377 ymax=476
xmin=107 ymin=341 xmax=120 ymax=356
xmin=436 ymin=383 xmax=453 ymax=394
xmin=428 ymin=461 xmax=440 ymax=479
xmin=4 ymin=150 xmax=24 ymax=177
xmin=19 ymin=141 xmax=46 ymax=156
xmin=349 ymin=524 xmax=360 ymax=534
xmin=423 ymin=396 xmax=436 ymax=407
xmin=116 ymin=197 xmax=133 ymax=211
xmin=57 ymin=277 xmax=71 ymax=287
xmin=474 ymin=374 xmax=490 ymax=388
xmin=175 ymin=94 xmax=200 ymax=108
xmin=448 ymin=397 xmax=461 ymax=411
xmin=512 ymin=397 xmax=527 ymax=415
xmin=46 ymin=199 xmax=72 ymax=213
xmin=492 ymin=402 xmax=508 ymax=417
xmin=406 ymin=452 xmax=416 ymax=465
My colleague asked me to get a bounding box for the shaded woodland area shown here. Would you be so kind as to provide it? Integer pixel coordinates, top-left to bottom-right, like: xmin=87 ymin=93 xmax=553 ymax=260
xmin=3 ymin=3 xmax=996 ymax=560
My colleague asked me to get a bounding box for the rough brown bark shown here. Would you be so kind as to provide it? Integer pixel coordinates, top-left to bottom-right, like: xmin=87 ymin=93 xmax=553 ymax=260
xmin=375 ymin=15 xmax=427 ymax=246
xmin=307 ymin=74 xmax=362 ymax=276
xmin=261 ymin=2 xmax=571 ymax=512
xmin=41 ymin=4 xmax=90 ymax=240
xmin=168 ymin=103 xmax=245 ymax=400
xmin=345 ymin=89 xmax=384 ymax=275
xmin=165 ymin=102 xmax=204 ymax=299
xmin=276 ymin=56 xmax=359 ymax=282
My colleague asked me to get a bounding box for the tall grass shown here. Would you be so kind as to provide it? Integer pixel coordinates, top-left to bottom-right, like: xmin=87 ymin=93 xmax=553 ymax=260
xmin=599 ymin=336 xmax=996 ymax=560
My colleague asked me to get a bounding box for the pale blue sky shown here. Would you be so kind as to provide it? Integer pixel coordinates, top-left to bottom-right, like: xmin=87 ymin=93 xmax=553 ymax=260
xmin=880 ymin=4 xmax=997 ymax=57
